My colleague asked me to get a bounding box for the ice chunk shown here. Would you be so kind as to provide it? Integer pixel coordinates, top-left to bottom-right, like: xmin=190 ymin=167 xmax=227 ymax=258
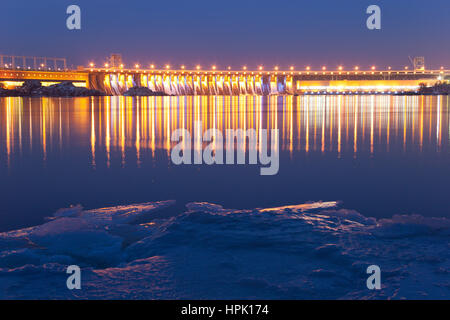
xmin=0 ymin=200 xmax=449 ymax=299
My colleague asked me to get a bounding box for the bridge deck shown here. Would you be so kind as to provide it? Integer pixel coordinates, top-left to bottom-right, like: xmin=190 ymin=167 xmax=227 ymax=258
xmin=0 ymin=69 xmax=89 ymax=87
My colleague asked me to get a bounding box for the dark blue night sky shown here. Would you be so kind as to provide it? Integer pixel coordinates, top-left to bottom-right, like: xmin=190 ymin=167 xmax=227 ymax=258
xmin=1 ymin=0 xmax=449 ymax=69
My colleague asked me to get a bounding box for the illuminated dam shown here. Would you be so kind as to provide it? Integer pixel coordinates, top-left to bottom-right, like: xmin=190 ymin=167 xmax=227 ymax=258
xmin=86 ymin=65 xmax=450 ymax=95
xmin=1 ymin=64 xmax=449 ymax=95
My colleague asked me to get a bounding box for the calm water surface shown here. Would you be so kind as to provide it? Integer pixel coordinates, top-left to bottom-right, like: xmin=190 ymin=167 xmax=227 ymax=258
xmin=0 ymin=95 xmax=449 ymax=231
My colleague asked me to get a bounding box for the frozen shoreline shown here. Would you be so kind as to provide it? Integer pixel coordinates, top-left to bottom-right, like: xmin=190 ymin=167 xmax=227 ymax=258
xmin=0 ymin=200 xmax=449 ymax=299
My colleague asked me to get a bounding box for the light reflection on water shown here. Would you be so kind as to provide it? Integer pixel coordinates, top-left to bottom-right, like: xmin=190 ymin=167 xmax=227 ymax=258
xmin=0 ymin=95 xmax=449 ymax=231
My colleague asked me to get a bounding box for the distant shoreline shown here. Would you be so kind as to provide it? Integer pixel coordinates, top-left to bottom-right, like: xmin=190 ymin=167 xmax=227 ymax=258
xmin=0 ymin=80 xmax=105 ymax=97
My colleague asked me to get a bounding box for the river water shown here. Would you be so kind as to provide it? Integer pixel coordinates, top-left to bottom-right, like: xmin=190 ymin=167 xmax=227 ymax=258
xmin=0 ymin=95 xmax=449 ymax=231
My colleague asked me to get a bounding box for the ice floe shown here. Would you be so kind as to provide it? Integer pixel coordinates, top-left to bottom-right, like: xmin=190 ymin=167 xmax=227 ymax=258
xmin=0 ymin=200 xmax=448 ymax=299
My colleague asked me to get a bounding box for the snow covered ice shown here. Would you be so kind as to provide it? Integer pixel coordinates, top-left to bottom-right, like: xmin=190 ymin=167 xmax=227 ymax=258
xmin=0 ymin=200 xmax=449 ymax=299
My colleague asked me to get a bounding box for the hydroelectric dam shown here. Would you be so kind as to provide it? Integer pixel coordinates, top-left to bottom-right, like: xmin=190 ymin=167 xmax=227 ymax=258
xmin=0 ymin=56 xmax=448 ymax=95
xmin=91 ymin=66 xmax=448 ymax=95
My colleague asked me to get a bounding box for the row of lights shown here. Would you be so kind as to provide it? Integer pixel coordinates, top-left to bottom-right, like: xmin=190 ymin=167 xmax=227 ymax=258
xmin=91 ymin=62 xmax=447 ymax=71
xmin=2 ymin=63 xmax=63 ymax=71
